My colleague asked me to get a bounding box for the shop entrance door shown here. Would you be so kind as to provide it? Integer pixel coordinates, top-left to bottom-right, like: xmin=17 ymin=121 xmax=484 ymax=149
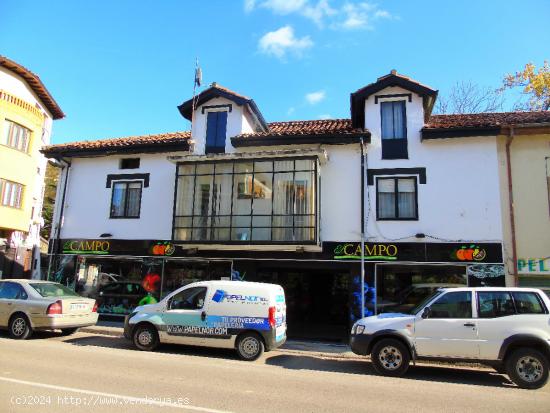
xmin=255 ymin=265 xmax=350 ymax=342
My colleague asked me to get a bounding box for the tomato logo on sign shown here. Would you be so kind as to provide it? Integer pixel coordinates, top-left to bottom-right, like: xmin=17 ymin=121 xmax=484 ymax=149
xmin=151 ymin=242 xmax=175 ymax=256
xmin=454 ymin=245 xmax=486 ymax=261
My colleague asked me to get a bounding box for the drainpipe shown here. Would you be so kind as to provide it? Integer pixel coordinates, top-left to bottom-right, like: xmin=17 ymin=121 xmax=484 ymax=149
xmin=505 ymin=126 xmax=518 ymax=286
xmin=46 ymin=158 xmax=71 ymax=281
xmin=360 ymin=138 xmax=366 ymax=319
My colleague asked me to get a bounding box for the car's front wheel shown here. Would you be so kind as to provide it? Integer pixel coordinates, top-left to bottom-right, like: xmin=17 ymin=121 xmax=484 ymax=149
xmin=506 ymin=348 xmax=549 ymax=389
xmin=371 ymin=338 xmax=410 ymax=377
xmin=133 ymin=324 xmax=159 ymax=351
xmin=9 ymin=314 xmax=32 ymax=340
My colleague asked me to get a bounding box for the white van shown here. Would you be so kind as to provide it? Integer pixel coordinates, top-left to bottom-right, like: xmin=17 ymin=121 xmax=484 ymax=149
xmin=124 ymin=280 xmax=286 ymax=360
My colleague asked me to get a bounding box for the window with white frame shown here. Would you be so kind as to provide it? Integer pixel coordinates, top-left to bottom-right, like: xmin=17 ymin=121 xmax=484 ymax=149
xmin=110 ymin=181 xmax=142 ymax=218
xmin=3 ymin=120 xmax=31 ymax=153
xmin=0 ymin=178 xmax=24 ymax=208
xmin=376 ymin=177 xmax=417 ymax=220
xmin=173 ymin=158 xmax=317 ymax=243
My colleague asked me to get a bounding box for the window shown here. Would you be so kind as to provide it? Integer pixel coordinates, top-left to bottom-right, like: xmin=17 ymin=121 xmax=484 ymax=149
xmin=205 ymin=111 xmax=228 ymax=154
xmin=120 ymin=158 xmax=140 ymax=169
xmin=511 ymin=292 xmax=546 ymax=314
xmin=477 ymin=291 xmax=516 ymax=318
xmin=169 ymin=287 xmax=207 ymax=310
xmin=380 ymin=101 xmax=407 ymax=159
xmin=0 ymin=282 xmax=28 ymax=300
xmin=3 ymin=120 xmax=31 ymax=152
xmin=376 ymin=177 xmax=417 ymax=220
xmin=0 ymin=178 xmax=24 ymax=208
xmin=174 ymin=158 xmax=317 ymax=243
xmin=110 ymin=181 xmax=142 ymax=218
xmin=428 ymin=291 xmax=472 ymax=318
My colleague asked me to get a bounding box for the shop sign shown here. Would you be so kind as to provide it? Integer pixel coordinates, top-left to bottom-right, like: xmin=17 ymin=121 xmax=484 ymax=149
xmin=452 ymin=245 xmax=487 ymax=262
xmin=62 ymin=240 xmax=110 ymax=255
xmin=517 ymin=257 xmax=550 ymax=274
xmin=151 ymin=242 xmax=175 ymax=256
xmin=333 ymin=243 xmax=398 ymax=261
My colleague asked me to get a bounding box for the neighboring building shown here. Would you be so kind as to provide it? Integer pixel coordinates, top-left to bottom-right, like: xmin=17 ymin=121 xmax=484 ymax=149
xmin=0 ymin=56 xmax=64 ymax=279
xmin=493 ymin=116 xmax=550 ymax=292
xmin=43 ymin=71 xmax=516 ymax=341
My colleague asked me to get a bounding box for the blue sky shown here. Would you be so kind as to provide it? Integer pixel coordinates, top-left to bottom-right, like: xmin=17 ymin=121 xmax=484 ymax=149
xmin=1 ymin=0 xmax=549 ymax=144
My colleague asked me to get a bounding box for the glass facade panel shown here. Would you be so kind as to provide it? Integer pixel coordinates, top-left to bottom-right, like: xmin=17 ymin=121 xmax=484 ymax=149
xmin=173 ymin=158 xmax=317 ymax=243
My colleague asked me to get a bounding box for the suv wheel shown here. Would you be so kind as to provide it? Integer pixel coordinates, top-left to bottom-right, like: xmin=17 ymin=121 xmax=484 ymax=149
xmin=371 ymin=338 xmax=410 ymax=377
xmin=506 ymin=348 xmax=549 ymax=389
xmin=9 ymin=314 xmax=32 ymax=340
xmin=133 ymin=324 xmax=159 ymax=351
xmin=236 ymin=333 xmax=264 ymax=361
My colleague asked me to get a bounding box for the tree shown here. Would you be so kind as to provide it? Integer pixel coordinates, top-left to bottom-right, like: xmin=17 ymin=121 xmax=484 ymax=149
xmin=434 ymin=80 xmax=504 ymax=114
xmin=500 ymin=61 xmax=550 ymax=111
xmin=40 ymin=162 xmax=60 ymax=240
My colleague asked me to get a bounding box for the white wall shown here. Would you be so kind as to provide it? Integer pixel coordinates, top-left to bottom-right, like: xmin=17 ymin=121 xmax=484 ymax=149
xmin=363 ymin=86 xmax=503 ymax=242
xmin=59 ymin=153 xmax=187 ymax=240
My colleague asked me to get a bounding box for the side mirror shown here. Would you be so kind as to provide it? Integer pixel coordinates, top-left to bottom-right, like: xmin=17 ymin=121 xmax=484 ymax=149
xmin=421 ymin=306 xmax=431 ymax=319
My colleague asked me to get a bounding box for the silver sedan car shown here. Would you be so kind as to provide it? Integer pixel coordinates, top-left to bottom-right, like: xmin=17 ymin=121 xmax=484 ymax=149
xmin=0 ymin=279 xmax=98 ymax=339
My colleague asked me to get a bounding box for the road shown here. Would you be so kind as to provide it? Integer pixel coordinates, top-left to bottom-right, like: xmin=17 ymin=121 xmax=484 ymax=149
xmin=0 ymin=331 xmax=549 ymax=413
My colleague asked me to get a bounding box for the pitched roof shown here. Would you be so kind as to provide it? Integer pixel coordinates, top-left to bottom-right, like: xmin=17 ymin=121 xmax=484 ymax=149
xmin=425 ymin=111 xmax=550 ymax=129
xmin=41 ymin=131 xmax=191 ymax=158
xmin=231 ymin=119 xmax=370 ymax=147
xmin=0 ymin=55 xmax=65 ymax=119
xmin=351 ymin=70 xmax=438 ymax=128
xmin=178 ymin=83 xmax=268 ymax=130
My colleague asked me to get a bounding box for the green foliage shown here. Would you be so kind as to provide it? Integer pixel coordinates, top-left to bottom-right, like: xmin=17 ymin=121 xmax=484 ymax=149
xmin=40 ymin=162 xmax=60 ymax=240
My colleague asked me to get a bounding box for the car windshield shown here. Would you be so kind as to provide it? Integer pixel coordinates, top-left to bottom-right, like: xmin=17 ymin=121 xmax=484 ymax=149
xmin=407 ymin=290 xmax=444 ymax=315
xmin=29 ymin=283 xmax=79 ymax=298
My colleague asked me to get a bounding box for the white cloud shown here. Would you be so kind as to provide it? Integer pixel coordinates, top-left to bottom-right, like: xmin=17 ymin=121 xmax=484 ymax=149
xmin=246 ymin=1 xmax=395 ymax=30
xmin=261 ymin=0 xmax=308 ymax=14
xmin=337 ymin=2 xmax=394 ymax=30
xmin=244 ymin=0 xmax=256 ymax=13
xmin=258 ymin=26 xmax=313 ymax=59
xmin=318 ymin=114 xmax=333 ymax=119
xmin=305 ymin=90 xmax=326 ymax=104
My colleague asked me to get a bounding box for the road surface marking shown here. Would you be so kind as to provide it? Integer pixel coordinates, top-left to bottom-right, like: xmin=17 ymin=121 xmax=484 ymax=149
xmin=0 ymin=376 xmax=233 ymax=413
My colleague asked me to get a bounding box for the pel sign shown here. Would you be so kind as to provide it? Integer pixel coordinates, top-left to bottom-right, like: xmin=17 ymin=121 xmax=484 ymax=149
xmin=517 ymin=258 xmax=550 ymax=274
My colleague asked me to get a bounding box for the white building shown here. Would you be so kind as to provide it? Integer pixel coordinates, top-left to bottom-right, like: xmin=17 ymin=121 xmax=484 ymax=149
xmin=43 ymin=71 xmax=510 ymax=340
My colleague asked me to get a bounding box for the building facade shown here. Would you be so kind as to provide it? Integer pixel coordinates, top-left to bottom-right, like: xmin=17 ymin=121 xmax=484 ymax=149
xmin=496 ymin=119 xmax=550 ymax=292
xmin=0 ymin=56 xmax=64 ymax=279
xmin=43 ymin=71 xmax=521 ymax=341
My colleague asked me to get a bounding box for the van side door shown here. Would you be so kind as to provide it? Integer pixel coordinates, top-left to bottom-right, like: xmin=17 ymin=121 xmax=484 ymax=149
xmin=159 ymin=286 xmax=208 ymax=346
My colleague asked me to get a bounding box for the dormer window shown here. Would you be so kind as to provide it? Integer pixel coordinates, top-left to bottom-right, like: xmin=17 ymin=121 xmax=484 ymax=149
xmin=205 ymin=111 xmax=228 ymax=154
xmin=380 ymin=100 xmax=408 ymax=159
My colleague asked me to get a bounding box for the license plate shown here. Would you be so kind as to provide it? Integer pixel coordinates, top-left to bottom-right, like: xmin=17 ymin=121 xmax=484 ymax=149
xmin=70 ymin=303 xmax=88 ymax=311
xmin=276 ymin=324 xmax=286 ymax=338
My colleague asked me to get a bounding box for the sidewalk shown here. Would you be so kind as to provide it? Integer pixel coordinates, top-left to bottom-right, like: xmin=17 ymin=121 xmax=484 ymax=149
xmin=80 ymin=321 xmax=359 ymax=360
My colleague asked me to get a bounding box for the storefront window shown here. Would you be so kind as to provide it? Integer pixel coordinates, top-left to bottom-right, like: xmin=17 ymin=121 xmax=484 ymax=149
xmin=75 ymin=257 xmax=162 ymax=316
xmin=376 ymin=264 xmax=467 ymax=314
xmin=173 ymin=158 xmax=317 ymax=243
xmin=161 ymin=260 xmax=231 ymax=298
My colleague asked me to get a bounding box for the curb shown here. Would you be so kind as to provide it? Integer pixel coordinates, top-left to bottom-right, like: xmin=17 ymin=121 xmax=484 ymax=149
xmin=80 ymin=326 xmax=363 ymax=360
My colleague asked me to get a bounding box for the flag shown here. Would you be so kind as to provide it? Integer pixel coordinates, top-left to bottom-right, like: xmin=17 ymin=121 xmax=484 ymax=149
xmin=194 ymin=64 xmax=202 ymax=87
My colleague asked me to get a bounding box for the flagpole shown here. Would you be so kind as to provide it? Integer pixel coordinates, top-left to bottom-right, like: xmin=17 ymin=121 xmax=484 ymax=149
xmin=190 ymin=58 xmax=199 ymax=136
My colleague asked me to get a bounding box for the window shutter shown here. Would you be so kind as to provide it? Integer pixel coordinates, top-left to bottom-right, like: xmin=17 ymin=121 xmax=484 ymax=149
xmin=206 ymin=112 xmax=218 ymax=148
xmin=215 ymin=111 xmax=228 ymax=149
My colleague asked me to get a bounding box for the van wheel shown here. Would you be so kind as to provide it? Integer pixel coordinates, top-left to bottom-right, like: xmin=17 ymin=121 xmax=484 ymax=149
xmin=506 ymin=348 xmax=549 ymax=389
xmin=9 ymin=314 xmax=32 ymax=340
xmin=236 ymin=333 xmax=264 ymax=361
xmin=371 ymin=338 xmax=410 ymax=377
xmin=133 ymin=324 xmax=159 ymax=351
